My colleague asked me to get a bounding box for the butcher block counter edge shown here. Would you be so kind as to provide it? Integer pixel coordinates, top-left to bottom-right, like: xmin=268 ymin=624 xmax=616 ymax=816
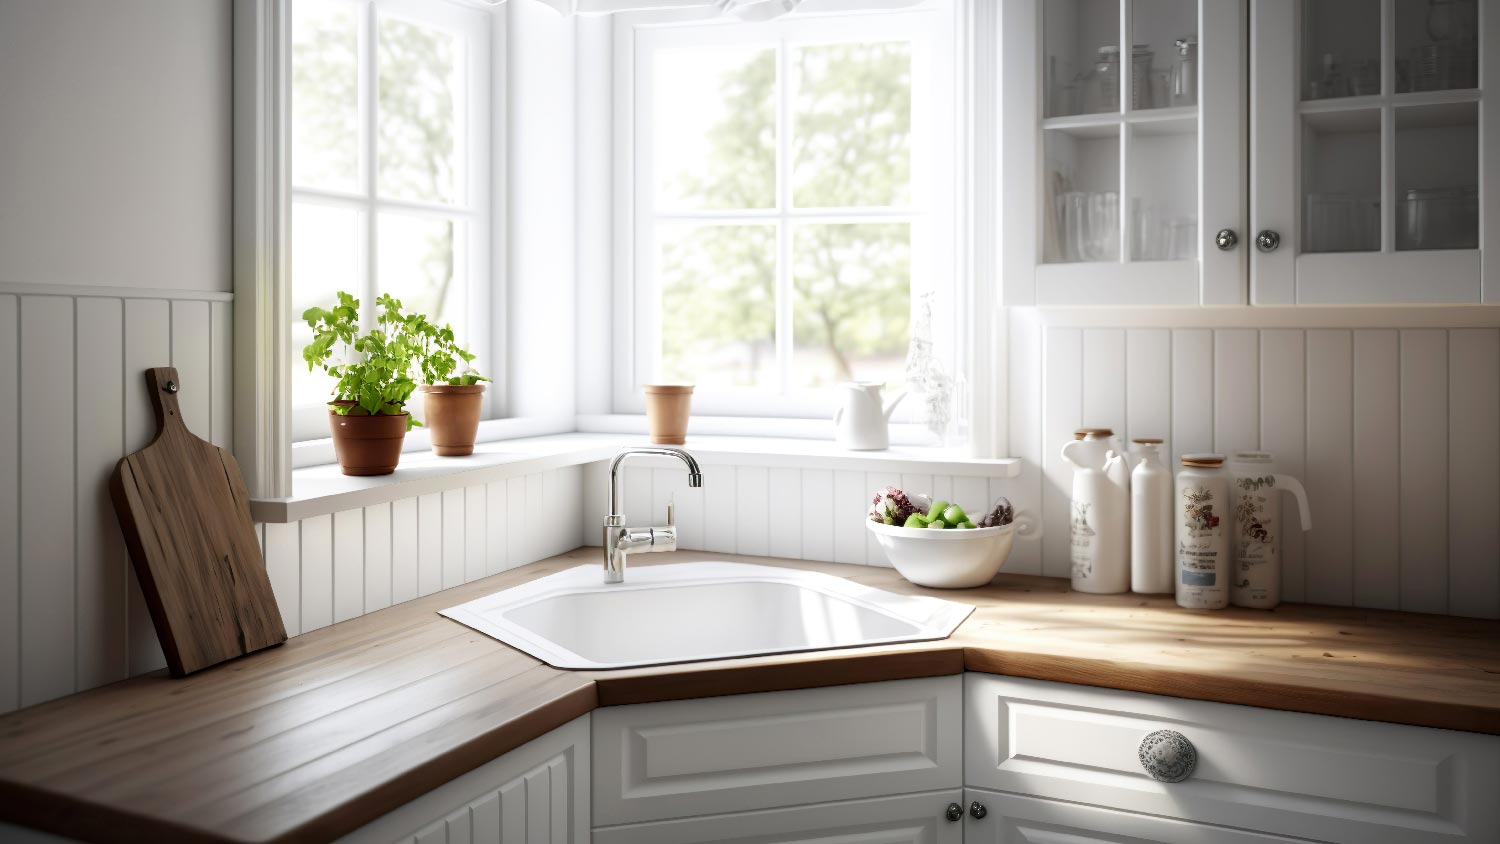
xmin=1 ymin=547 xmax=1496 ymax=844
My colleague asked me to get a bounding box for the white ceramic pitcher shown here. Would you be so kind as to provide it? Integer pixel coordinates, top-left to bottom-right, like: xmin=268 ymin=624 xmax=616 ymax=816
xmin=1228 ymin=451 xmax=1311 ymax=609
xmin=1061 ymin=428 xmax=1130 ymax=594
xmin=834 ymin=382 xmax=905 ymax=450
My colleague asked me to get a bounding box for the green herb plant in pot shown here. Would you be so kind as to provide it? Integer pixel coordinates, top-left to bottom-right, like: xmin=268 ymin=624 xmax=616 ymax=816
xmin=414 ymin=320 xmax=487 ymax=457
xmin=302 ymin=292 xmax=422 ymax=476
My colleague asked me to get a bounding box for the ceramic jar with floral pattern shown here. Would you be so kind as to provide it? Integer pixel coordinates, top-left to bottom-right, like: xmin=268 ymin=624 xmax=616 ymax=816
xmin=1176 ymin=454 xmax=1230 ymax=609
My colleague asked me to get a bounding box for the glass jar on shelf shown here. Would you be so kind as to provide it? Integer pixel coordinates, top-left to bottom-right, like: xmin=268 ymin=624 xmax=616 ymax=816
xmin=1170 ymin=36 xmax=1197 ymax=107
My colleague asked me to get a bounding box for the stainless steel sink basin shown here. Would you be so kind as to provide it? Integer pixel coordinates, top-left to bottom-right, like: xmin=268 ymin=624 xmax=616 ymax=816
xmin=440 ymin=562 xmax=974 ymax=669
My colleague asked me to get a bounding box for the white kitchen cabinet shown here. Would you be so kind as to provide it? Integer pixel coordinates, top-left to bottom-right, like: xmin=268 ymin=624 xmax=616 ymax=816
xmin=964 ymin=674 xmax=1500 ymax=844
xmin=1251 ymin=0 xmax=1497 ymax=303
xmin=1001 ymin=0 xmax=1248 ymax=306
xmin=338 ymin=715 xmax=590 ymax=844
xmin=591 ymin=675 xmax=963 ymax=826
xmin=592 ymin=789 xmax=965 ymax=844
xmin=961 ymin=789 xmax=1317 ymax=844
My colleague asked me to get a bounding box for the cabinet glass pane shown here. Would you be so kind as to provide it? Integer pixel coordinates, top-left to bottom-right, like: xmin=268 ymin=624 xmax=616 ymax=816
xmin=1129 ymin=124 xmax=1197 ymax=260
xmin=654 ymin=46 xmax=776 ymax=211
xmin=1395 ymin=0 xmax=1479 ymax=92
xmin=657 ymin=223 xmax=777 ymax=388
xmin=377 ymin=15 xmax=465 ymax=205
xmin=291 ymin=0 xmax=359 ymax=193
xmin=1302 ymin=0 xmax=1381 ymax=100
xmin=1044 ymin=127 xmax=1120 ymax=263
xmin=1043 ymin=0 xmax=1122 ymax=117
xmin=1396 ymin=102 xmax=1478 ymax=250
xmin=1130 ymin=0 xmax=1198 ymax=111
xmin=1301 ymin=110 xmax=1381 ymax=252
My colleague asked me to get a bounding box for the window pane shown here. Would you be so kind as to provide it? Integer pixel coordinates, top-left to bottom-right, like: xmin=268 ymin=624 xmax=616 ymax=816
xmin=378 ymin=15 xmax=463 ymax=205
xmin=791 ymin=223 xmax=910 ymax=389
xmin=377 ymin=212 xmax=466 ymax=333
xmin=654 ymin=46 xmax=776 ymax=211
xmin=659 ymin=224 xmax=777 ymax=388
xmin=292 ymin=0 xmax=359 ymax=192
xmin=792 ymin=41 xmax=912 ymax=208
xmin=291 ymin=202 xmax=361 ymax=408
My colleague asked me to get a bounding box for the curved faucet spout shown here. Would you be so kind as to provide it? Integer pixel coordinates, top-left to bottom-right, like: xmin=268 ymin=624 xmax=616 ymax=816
xmin=604 ymin=447 xmax=703 ymax=583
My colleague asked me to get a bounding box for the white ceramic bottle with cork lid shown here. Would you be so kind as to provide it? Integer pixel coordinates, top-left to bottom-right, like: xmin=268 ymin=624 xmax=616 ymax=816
xmin=1061 ymin=428 xmax=1130 ymax=594
xmin=1130 ymin=438 xmax=1173 ymax=593
xmin=1175 ymin=453 xmax=1230 ymax=609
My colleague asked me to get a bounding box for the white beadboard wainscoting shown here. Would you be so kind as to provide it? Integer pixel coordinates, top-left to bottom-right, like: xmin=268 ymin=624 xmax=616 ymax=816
xmin=580 ymin=460 xmax=1038 ymax=574
xmin=256 ymin=467 xmax=583 ymax=638
xmin=1008 ymin=307 xmax=1500 ymax=620
xmin=0 ymin=287 xmax=233 ymax=713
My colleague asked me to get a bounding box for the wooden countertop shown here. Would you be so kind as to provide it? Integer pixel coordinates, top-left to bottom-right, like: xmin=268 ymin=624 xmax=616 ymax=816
xmin=2 ymin=548 xmax=1498 ymax=844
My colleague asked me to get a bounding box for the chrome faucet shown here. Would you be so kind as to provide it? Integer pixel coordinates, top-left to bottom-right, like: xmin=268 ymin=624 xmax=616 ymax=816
xmin=603 ymin=447 xmax=703 ymax=583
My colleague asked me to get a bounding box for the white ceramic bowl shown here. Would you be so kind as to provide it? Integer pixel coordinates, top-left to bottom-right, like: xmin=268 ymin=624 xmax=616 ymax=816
xmin=866 ymin=519 xmax=1017 ymax=589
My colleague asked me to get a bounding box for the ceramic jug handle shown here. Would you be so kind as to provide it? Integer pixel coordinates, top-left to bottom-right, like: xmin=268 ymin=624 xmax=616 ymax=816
xmin=1272 ymin=474 xmax=1312 ymax=531
xmin=1060 ymin=439 xmax=1082 ymax=468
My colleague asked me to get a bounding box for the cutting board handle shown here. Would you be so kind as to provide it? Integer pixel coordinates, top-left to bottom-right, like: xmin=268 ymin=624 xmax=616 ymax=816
xmin=145 ymin=366 xmax=188 ymax=434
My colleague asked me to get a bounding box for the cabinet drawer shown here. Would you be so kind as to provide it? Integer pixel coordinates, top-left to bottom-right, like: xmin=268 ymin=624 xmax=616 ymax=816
xmin=965 ymin=674 xmax=1500 ymax=844
xmin=593 ymin=789 xmax=964 ymax=844
xmin=593 ymin=676 xmax=962 ymax=826
xmin=964 ymin=788 xmax=1313 ymax=844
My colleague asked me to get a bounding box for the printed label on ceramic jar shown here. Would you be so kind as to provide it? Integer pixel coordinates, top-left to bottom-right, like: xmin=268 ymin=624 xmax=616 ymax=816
xmin=1070 ymin=500 xmax=1095 ymax=579
xmin=1178 ymin=484 xmax=1223 ymax=585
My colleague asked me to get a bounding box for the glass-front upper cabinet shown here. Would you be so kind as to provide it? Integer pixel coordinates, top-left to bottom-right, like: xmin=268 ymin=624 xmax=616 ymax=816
xmin=1001 ymin=0 xmax=1246 ymax=305
xmin=1252 ymin=0 xmax=1495 ymax=303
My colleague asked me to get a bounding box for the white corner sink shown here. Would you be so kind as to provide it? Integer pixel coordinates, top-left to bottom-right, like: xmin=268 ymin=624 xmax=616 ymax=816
xmin=439 ymin=562 xmax=974 ymax=670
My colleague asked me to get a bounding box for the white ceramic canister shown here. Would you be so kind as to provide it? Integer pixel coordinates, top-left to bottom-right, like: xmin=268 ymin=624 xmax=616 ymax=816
xmin=1228 ymin=451 xmax=1312 ymax=609
xmin=1175 ymin=453 xmax=1231 ymax=609
xmin=1061 ymin=428 xmax=1130 ymax=594
xmin=1130 ymin=438 xmax=1173 ymax=594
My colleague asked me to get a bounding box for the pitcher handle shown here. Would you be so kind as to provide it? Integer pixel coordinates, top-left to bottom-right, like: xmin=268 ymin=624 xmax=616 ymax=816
xmin=1272 ymin=474 xmax=1312 ymax=531
xmin=1060 ymin=439 xmax=1083 ymax=468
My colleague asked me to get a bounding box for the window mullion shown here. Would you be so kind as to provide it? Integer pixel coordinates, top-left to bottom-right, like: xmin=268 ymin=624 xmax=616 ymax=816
xmin=360 ymin=0 xmax=378 ymax=332
xmin=774 ymin=39 xmax=794 ymax=396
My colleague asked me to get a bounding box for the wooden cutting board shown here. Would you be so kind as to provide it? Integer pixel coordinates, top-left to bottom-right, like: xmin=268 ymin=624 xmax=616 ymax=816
xmin=110 ymin=367 xmax=286 ymax=676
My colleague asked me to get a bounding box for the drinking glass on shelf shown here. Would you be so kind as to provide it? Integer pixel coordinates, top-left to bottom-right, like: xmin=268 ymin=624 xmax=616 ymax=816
xmin=1086 ymin=192 xmax=1120 ymax=261
xmin=1165 ymin=219 xmax=1197 ymax=261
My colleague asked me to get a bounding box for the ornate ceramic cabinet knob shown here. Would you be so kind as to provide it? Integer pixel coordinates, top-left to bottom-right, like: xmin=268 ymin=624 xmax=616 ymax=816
xmin=1139 ymin=729 xmax=1197 ymax=783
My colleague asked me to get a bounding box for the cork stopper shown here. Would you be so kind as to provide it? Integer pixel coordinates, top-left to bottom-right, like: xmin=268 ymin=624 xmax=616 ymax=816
xmin=1073 ymin=427 xmax=1114 ymax=441
xmin=1132 ymin=437 xmax=1164 ymax=444
xmin=1181 ymin=453 xmax=1225 ymax=468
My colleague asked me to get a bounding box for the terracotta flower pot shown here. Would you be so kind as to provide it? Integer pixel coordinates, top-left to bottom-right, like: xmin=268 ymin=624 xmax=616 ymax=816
xmin=420 ymin=384 xmax=485 ymax=456
xmin=328 ymin=402 xmax=408 ymax=476
xmin=642 ymin=384 xmax=694 ymax=445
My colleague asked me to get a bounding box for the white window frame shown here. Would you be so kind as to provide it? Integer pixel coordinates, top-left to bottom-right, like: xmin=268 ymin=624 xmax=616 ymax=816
xmin=288 ymin=0 xmax=493 ymax=443
xmin=611 ymin=1 xmax=962 ymax=420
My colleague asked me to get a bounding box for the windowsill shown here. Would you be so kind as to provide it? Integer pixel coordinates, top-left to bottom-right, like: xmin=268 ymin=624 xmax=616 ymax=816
xmin=251 ymin=431 xmax=1021 ymax=523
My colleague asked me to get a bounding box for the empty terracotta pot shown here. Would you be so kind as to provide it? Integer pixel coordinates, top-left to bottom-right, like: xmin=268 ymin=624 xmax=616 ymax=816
xmin=420 ymin=384 xmax=485 ymax=456
xmin=643 ymin=384 xmax=694 ymax=445
xmin=328 ymin=403 xmax=408 ymax=476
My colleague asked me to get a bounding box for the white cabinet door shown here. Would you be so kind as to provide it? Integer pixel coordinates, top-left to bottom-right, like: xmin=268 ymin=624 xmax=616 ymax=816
xmin=593 ymin=676 xmax=962 ymax=826
xmin=1251 ymin=0 xmax=1496 ymax=303
xmin=339 ymin=715 xmax=590 ymax=844
xmin=963 ymin=789 xmax=1314 ymax=844
xmin=593 ymin=789 xmax=964 ymax=844
xmin=1000 ymin=0 xmax=1247 ymax=306
xmin=965 ymin=674 xmax=1500 ymax=844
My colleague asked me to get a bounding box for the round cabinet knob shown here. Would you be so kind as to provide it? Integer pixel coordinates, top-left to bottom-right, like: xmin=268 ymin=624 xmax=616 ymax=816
xmin=1139 ymin=729 xmax=1197 ymax=783
xmin=969 ymin=801 xmax=988 ymax=820
xmin=1256 ymin=230 xmax=1281 ymax=252
xmin=945 ymin=802 xmax=963 ymax=822
xmin=1214 ymin=229 xmax=1238 ymax=251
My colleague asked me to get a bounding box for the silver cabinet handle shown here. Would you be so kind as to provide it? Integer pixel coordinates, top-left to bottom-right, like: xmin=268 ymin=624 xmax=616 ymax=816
xmin=1256 ymin=230 xmax=1281 ymax=252
xmin=969 ymin=801 xmax=988 ymax=819
xmin=1214 ymin=229 xmax=1238 ymax=251
xmin=1139 ymin=729 xmax=1197 ymax=783
xmin=945 ymin=802 xmax=963 ymax=822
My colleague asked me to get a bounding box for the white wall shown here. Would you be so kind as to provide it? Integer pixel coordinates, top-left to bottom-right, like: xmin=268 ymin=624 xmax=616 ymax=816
xmin=0 ymin=0 xmax=232 ymax=292
xmin=1007 ymin=307 xmax=1500 ymax=620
